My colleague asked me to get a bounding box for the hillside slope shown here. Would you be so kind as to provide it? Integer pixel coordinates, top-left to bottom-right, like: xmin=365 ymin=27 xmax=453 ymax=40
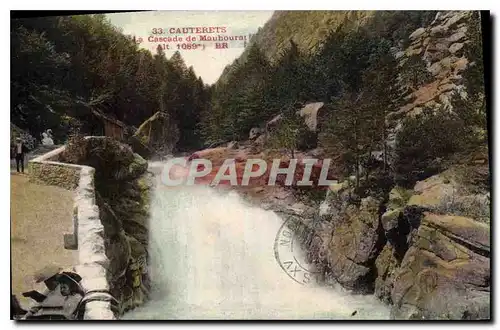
xmin=217 ymin=11 xmax=375 ymax=85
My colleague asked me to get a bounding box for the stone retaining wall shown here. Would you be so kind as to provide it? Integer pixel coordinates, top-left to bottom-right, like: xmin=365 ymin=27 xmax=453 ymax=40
xmin=28 ymin=144 xmax=116 ymax=320
xmin=28 ymin=146 xmax=81 ymax=190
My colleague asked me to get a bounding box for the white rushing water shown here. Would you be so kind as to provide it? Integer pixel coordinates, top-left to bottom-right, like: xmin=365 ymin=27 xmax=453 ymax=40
xmin=125 ymin=161 xmax=390 ymax=320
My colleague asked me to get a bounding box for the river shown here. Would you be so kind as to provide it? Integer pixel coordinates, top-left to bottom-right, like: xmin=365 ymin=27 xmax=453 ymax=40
xmin=124 ymin=161 xmax=390 ymax=320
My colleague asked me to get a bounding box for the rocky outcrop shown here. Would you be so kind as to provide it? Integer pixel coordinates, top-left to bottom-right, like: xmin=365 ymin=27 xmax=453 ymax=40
xmin=325 ymin=196 xmax=386 ymax=292
xmin=391 ymin=11 xmax=475 ymax=121
xmin=297 ymin=102 xmax=325 ymax=132
xmin=59 ymin=136 xmax=153 ymax=315
xmin=374 ymin=243 xmax=400 ymax=304
xmin=249 ymin=127 xmax=264 ymax=140
xmin=382 ymin=161 xmax=490 ymax=319
xmin=387 ymin=11 xmax=482 ymax=158
xmin=293 ymin=155 xmax=490 ymax=319
xmin=390 ymin=212 xmax=490 ymax=320
xmin=257 ymin=102 xmax=326 ymax=143
xmin=407 ymin=163 xmax=490 ymax=224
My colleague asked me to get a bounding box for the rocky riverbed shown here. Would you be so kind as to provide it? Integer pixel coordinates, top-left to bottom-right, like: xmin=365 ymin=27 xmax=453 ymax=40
xmin=178 ymin=141 xmax=490 ymax=320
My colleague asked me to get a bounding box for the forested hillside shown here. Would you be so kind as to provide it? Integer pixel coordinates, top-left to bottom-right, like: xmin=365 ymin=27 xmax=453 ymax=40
xmin=202 ymin=10 xmax=486 ymax=188
xmin=204 ymin=11 xmax=437 ymax=143
xmin=11 ymin=10 xmax=487 ymax=175
xmin=11 ymin=14 xmax=210 ymax=151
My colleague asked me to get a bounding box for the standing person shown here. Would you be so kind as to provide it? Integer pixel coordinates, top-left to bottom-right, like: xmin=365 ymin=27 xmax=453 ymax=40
xmin=14 ymin=138 xmax=29 ymax=173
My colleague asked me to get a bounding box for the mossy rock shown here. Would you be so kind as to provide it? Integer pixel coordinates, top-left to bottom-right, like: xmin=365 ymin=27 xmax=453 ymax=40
xmin=127 ymin=135 xmax=153 ymax=159
xmin=106 ymin=231 xmax=131 ymax=282
xmin=388 ymin=186 xmax=414 ymax=210
xmin=325 ymin=197 xmax=385 ymax=292
xmin=126 ymin=234 xmax=147 ymax=261
xmin=374 ymin=243 xmax=400 ymax=304
xmin=381 ymin=208 xmax=404 ymax=232
xmin=390 ymin=212 xmax=490 ymax=320
xmin=127 ymin=154 xmax=148 ymax=179
xmin=122 ymin=220 xmax=149 ymax=247
xmin=63 ymin=137 xmax=148 ymax=182
xmin=96 ymin=192 xmax=124 ymax=237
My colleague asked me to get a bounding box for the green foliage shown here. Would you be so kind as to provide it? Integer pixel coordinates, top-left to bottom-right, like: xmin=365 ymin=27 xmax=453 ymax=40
xmin=318 ymin=35 xmax=400 ymax=184
xmin=293 ymin=186 xmax=327 ymax=206
xmin=368 ymin=11 xmax=436 ymax=47
xmin=400 ymin=55 xmax=433 ymax=89
xmin=202 ymin=11 xmax=439 ymax=188
xmin=459 ymin=11 xmax=487 ymax=142
xmin=11 ymin=25 xmax=72 ymax=138
xmin=393 ymin=110 xmax=473 ymax=186
xmin=11 ymin=15 xmax=210 ymax=152
xmin=296 ymin=124 xmax=318 ymax=150
xmin=463 ymin=11 xmax=484 ymax=98
xmin=267 ymin=109 xmax=301 ymax=158
xmin=62 ymin=130 xmax=88 ymax=164
xmin=10 ymin=123 xmax=37 ymax=150
xmin=201 ymin=43 xmax=273 ymax=143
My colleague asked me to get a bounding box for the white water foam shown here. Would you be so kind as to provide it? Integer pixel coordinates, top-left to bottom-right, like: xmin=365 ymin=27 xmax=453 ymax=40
xmin=125 ymin=161 xmax=390 ymax=320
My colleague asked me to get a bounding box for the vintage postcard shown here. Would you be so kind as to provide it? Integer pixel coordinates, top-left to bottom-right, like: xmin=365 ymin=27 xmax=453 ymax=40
xmin=10 ymin=10 xmax=490 ymax=321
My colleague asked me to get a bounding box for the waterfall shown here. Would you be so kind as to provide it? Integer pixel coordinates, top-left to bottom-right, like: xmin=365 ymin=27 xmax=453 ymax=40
xmin=124 ymin=160 xmax=390 ymax=320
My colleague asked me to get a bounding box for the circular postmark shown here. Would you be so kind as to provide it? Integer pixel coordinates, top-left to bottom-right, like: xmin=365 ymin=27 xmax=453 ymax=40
xmin=273 ymin=216 xmax=322 ymax=285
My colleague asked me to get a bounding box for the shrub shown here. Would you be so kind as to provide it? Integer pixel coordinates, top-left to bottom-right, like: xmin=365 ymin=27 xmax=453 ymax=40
xmin=393 ymin=110 xmax=470 ymax=187
xmin=60 ymin=128 xmax=87 ymax=164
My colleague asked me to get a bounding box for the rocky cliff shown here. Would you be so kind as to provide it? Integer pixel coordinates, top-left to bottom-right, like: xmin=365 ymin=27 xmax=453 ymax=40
xmin=291 ymin=144 xmax=490 ymax=320
xmin=387 ymin=11 xmax=485 ymax=157
xmin=393 ymin=11 xmax=478 ymax=118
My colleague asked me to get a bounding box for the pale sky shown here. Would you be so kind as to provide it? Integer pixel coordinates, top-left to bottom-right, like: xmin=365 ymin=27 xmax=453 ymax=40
xmin=106 ymin=11 xmax=274 ymax=85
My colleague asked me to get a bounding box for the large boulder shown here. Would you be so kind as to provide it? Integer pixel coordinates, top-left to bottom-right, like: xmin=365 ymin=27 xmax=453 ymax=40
xmin=372 ymin=160 xmax=490 ymax=317
xmin=390 ymin=212 xmax=490 ymax=320
xmin=325 ymin=197 xmax=385 ymax=292
xmin=249 ymin=127 xmax=264 ymax=140
xmin=116 ymin=174 xmax=154 ymax=246
xmin=60 ymin=137 xmax=148 ymax=183
xmin=106 ymin=231 xmax=131 ymax=285
xmin=407 ymin=164 xmax=490 ymax=224
xmin=296 ymin=102 xmax=325 ymax=132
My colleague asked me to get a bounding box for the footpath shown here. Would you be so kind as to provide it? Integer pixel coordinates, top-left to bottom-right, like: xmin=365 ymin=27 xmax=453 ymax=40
xmin=10 ymin=146 xmax=77 ymax=306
